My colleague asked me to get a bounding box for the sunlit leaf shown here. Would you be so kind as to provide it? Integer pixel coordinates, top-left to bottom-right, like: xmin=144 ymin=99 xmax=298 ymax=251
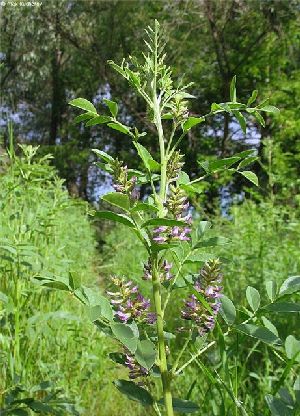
xmin=69 ymin=98 xmax=97 ymax=113
xmin=236 ymin=324 xmax=282 ymax=345
xmin=246 ymin=286 xmax=261 ymax=312
xmin=220 ymin=295 xmax=236 ymax=325
xmin=182 ymin=117 xmax=205 ymax=132
xmin=94 ymin=211 xmax=135 ymax=228
xmin=239 ymin=171 xmax=258 ymax=186
xmin=102 ymin=192 xmax=130 ymax=212
xmin=103 ymin=98 xmax=118 ymax=117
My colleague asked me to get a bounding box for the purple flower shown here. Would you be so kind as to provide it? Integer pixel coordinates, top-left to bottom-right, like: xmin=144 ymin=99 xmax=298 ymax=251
xmin=125 ymin=353 xmax=149 ymax=379
xmin=115 ymin=311 xmax=131 ymax=322
xmin=181 ymin=259 xmax=223 ymax=336
xmin=153 ymin=236 xmax=167 ymax=244
xmin=107 ymin=277 xmax=156 ymax=325
xmin=153 ymin=226 xmax=168 ymax=234
xmin=146 ymin=312 xmax=157 ymax=324
xmin=142 ymin=259 xmax=173 ymax=283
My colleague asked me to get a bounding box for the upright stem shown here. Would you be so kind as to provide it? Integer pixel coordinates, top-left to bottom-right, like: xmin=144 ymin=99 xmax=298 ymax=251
xmin=151 ymin=21 xmax=173 ymax=415
xmin=152 ymin=256 xmax=174 ymax=416
xmin=155 ymin=103 xmax=167 ymax=217
xmin=14 ymin=257 xmax=21 ymax=375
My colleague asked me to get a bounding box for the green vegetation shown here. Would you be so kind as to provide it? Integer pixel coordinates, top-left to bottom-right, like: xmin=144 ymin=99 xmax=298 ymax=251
xmin=0 ymin=1 xmax=299 ymax=415
xmin=0 ymin=142 xmax=140 ymax=415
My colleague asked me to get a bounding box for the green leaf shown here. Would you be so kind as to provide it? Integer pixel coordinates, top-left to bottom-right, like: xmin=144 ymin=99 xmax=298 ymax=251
xmin=294 ymin=375 xmax=300 ymax=404
xmin=177 ymin=171 xmax=190 ymax=185
xmin=107 ymin=122 xmax=131 ymax=135
xmin=197 ymin=221 xmax=212 ymax=237
xmin=94 ymin=211 xmax=135 ymax=228
xmin=199 ymin=156 xmax=240 ymax=173
xmin=246 ymin=286 xmax=261 ymax=312
xmin=237 ymin=156 xmax=257 ymax=170
xmin=220 ymin=295 xmax=236 ymax=325
xmin=141 ymin=218 xmax=185 ymax=228
xmin=109 ymin=352 xmax=126 ymax=365
xmin=261 ymin=316 xmax=278 ymax=337
xmin=236 ymin=324 xmax=282 ymax=345
xmin=182 ymin=117 xmax=205 ymax=132
xmin=258 ymin=105 xmax=280 ymax=114
xmin=211 ymin=102 xmax=224 ymax=112
xmin=194 ymin=236 xmax=229 ymax=249
xmin=86 ymin=115 xmax=111 ymax=126
xmin=69 ymin=98 xmax=97 ymax=113
xmin=279 ymin=275 xmax=300 ymax=296
xmin=253 ymin=111 xmax=265 ymax=127
xmin=265 ymin=394 xmax=292 ymax=416
xmin=102 ymin=192 xmax=130 ymax=212
xmin=133 ymin=142 xmax=160 ymax=172
xmin=92 ymin=149 xmax=114 ymax=163
xmin=114 ymin=379 xmax=153 ymax=406
xmin=158 ymin=398 xmax=199 ymax=413
xmin=73 ymin=112 xmax=95 ymax=124
xmin=230 ymin=75 xmax=237 ymax=102
xmin=103 ymin=98 xmax=118 ymax=117
xmin=29 ymin=401 xmax=54 ymax=412
xmin=234 ymin=149 xmax=256 ymax=158
xmin=88 ymin=296 xmax=113 ymax=322
xmin=131 ymin=202 xmax=158 ymax=213
xmin=285 ymin=335 xmax=300 ymax=362
xmin=81 ymin=286 xmax=107 ymax=305
xmin=265 ymin=302 xmax=300 ymax=313
xmin=247 ymin=90 xmax=258 ymax=106
xmin=10 ymin=409 xmax=29 ymax=416
xmin=108 ymin=60 xmax=127 ymax=78
xmin=111 ymin=323 xmax=138 ymax=353
xmin=126 ymin=68 xmax=141 ymax=87
xmin=232 ymin=110 xmax=246 ymax=134
xmin=34 ymin=274 xmax=70 ymax=291
xmin=162 ymin=113 xmax=173 ymax=120
xmin=239 ymin=171 xmax=258 ymax=186
xmin=135 ymin=340 xmax=156 ymax=370
xmin=266 ymin=281 xmax=277 ymax=302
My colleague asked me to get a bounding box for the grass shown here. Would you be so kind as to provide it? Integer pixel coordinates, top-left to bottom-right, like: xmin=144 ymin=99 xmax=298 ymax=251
xmin=0 ymin=143 xmax=299 ymax=415
xmin=0 ymin=145 xmax=143 ymax=415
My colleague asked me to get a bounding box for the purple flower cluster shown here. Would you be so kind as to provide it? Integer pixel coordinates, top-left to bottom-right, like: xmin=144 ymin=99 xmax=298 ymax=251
xmin=181 ymin=259 xmax=223 ymax=336
xmin=111 ymin=159 xmax=139 ymax=200
xmin=167 ymin=151 xmax=185 ymax=182
xmin=166 ymin=184 xmax=190 ymax=219
xmin=125 ymin=352 xmax=149 ymax=380
xmin=107 ymin=277 xmax=156 ymax=324
xmin=153 ymin=185 xmax=192 ymax=245
xmin=152 ymin=221 xmax=192 ymax=245
xmin=142 ymin=259 xmax=173 ymax=282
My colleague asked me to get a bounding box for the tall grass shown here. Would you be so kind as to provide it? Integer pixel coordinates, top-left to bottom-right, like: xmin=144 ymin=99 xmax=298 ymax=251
xmin=0 ymin=143 xmax=141 ymax=415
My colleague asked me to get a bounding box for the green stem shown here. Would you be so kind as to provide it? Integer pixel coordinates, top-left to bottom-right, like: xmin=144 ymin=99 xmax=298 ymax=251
xmin=151 ymin=21 xmax=173 ymax=415
xmin=14 ymin=257 xmax=21 ymax=375
xmin=152 ymin=257 xmax=174 ymax=416
xmin=172 ymin=331 xmax=192 ymax=374
xmin=154 ymin=98 xmax=167 ymax=216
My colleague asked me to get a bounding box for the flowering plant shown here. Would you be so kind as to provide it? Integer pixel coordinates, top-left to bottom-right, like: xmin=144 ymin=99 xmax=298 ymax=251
xmin=59 ymin=20 xmax=300 ymax=416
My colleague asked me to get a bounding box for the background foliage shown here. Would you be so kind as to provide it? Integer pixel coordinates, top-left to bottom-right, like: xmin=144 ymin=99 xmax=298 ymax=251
xmin=0 ymin=1 xmax=300 ymax=415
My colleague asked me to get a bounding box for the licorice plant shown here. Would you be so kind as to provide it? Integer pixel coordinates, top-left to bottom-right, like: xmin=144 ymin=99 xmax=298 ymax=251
xmin=66 ymin=20 xmax=282 ymax=416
